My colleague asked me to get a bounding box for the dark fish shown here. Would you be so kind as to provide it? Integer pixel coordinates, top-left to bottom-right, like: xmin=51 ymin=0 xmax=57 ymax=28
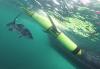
xmin=19 ymin=28 xmax=33 ymax=39
xmin=6 ymin=15 xmax=33 ymax=39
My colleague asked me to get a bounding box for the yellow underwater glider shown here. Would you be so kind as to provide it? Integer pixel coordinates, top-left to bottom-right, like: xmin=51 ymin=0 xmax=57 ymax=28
xmin=21 ymin=7 xmax=100 ymax=69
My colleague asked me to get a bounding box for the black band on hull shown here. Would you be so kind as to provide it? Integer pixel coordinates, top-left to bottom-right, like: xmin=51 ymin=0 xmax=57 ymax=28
xmin=72 ymin=47 xmax=81 ymax=55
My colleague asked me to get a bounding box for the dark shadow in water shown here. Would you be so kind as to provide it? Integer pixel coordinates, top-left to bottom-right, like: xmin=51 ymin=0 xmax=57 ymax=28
xmin=48 ymin=34 xmax=100 ymax=69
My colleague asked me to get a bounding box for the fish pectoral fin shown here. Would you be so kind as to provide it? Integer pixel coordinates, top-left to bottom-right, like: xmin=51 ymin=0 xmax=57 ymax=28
xmin=6 ymin=21 xmax=15 ymax=26
xmin=18 ymin=35 xmax=23 ymax=38
xmin=29 ymin=35 xmax=33 ymax=39
xmin=8 ymin=28 xmax=13 ymax=31
xmin=6 ymin=23 xmax=12 ymax=26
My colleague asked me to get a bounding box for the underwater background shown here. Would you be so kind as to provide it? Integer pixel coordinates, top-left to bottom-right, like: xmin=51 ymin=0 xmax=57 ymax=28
xmin=0 ymin=0 xmax=100 ymax=69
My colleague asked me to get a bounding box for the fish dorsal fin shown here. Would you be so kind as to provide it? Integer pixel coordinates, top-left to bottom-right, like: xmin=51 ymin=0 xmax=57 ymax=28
xmin=13 ymin=13 xmax=22 ymax=24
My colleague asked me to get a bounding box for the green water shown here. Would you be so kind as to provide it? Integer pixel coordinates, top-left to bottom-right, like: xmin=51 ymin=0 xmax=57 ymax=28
xmin=0 ymin=0 xmax=100 ymax=69
xmin=0 ymin=1 xmax=78 ymax=69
